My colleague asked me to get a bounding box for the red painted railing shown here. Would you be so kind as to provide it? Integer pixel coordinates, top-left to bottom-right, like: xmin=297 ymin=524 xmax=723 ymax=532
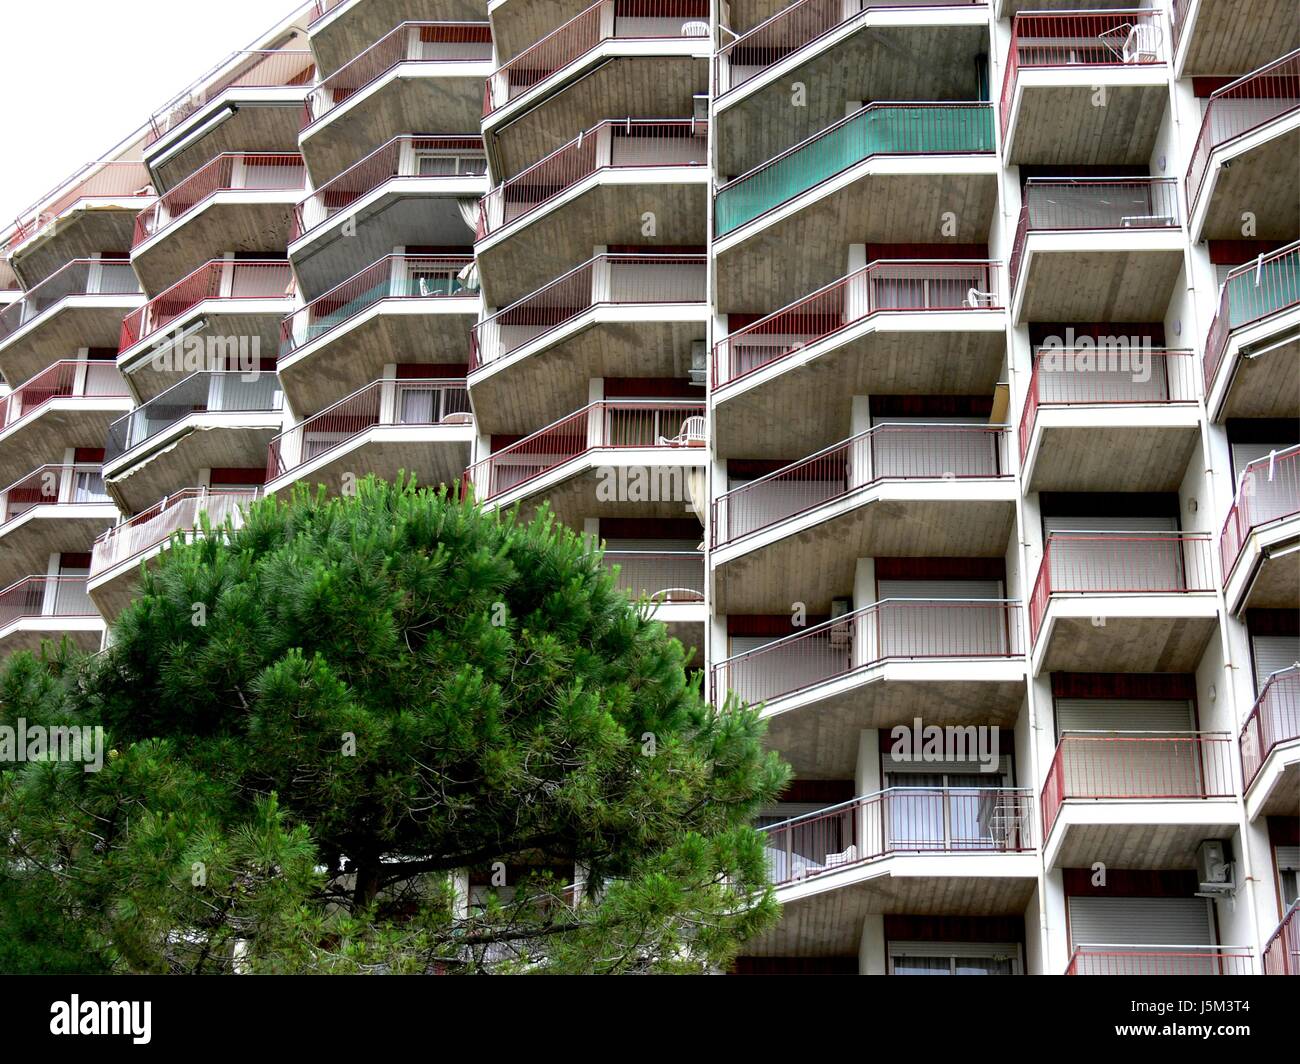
xmin=1264 ymin=902 xmax=1300 ymax=975
xmin=280 ymin=254 xmax=475 ymax=355
xmin=1203 ymin=241 xmax=1300 ymax=396
xmin=1066 ymin=946 xmax=1251 ymax=975
xmin=1000 ymin=10 xmax=1166 ymax=137
xmin=0 ymin=464 xmax=109 ymax=528
xmin=1221 ymin=445 xmax=1300 ymax=582
xmin=713 ymin=259 xmax=1001 ymax=389
xmin=711 ymin=598 xmax=1023 ymax=707
xmin=470 ymin=253 xmax=707 ymax=370
xmin=604 ymin=550 xmax=705 ymax=603
xmin=0 ymin=575 xmax=97 ymax=629
xmin=1186 ymin=50 xmax=1300 ymax=218
xmin=119 ymin=260 xmax=294 ymax=352
xmin=90 ymin=488 xmax=258 ymax=577
xmin=462 ymin=399 xmax=705 ymax=503
xmin=761 ymin=786 xmax=1035 ymax=886
xmin=1028 ymin=531 xmax=1215 ymax=643
xmin=484 ymin=0 xmax=709 ymax=115
xmin=133 ymin=153 xmax=306 ymax=249
xmin=10 ymin=161 xmax=153 ymax=252
xmin=0 ymin=361 xmax=126 ymax=431
xmin=304 ymin=22 xmax=493 ymax=128
xmin=0 ymin=259 xmax=141 ymax=343
xmin=310 ymin=0 xmax=346 ymax=25
xmin=1018 ymin=347 xmax=1197 ymax=463
xmin=476 ymin=119 xmax=706 ymax=239
xmin=293 ymin=134 xmax=485 ymax=240
xmin=1239 ymin=666 xmax=1300 ymax=793
xmin=1041 ymin=732 xmax=1235 ymax=839
xmin=267 ymin=378 xmax=471 ymax=480
xmin=712 ymin=423 xmax=1011 ymax=548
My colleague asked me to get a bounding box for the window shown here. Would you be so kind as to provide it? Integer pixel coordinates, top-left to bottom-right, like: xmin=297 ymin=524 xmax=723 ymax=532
xmin=888 ymin=941 xmax=1020 ymax=975
xmin=415 ymin=152 xmax=487 ymax=177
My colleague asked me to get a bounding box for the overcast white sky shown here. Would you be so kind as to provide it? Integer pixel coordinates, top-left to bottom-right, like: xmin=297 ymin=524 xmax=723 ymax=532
xmin=0 ymin=0 xmax=304 ymax=222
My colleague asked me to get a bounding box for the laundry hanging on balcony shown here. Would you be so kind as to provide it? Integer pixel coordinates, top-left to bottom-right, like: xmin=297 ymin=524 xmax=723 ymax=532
xmin=454 ymin=199 xmax=481 ymax=290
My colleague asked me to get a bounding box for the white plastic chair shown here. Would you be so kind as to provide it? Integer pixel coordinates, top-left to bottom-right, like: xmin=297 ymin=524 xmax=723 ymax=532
xmin=657 ymin=415 xmax=707 ymax=447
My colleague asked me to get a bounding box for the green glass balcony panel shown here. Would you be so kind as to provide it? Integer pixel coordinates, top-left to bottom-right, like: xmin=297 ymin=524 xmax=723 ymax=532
xmin=1225 ymin=246 xmax=1300 ymax=329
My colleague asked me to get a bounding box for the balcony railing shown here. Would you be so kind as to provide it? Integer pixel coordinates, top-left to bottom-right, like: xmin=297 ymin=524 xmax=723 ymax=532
xmin=10 ymin=161 xmax=153 ymax=252
xmin=133 ymin=153 xmax=306 ymax=249
xmin=604 ymin=550 xmax=705 ymax=603
xmin=304 ymin=22 xmax=493 ymax=128
xmin=761 ymin=786 xmax=1035 ymax=886
xmin=0 ymin=464 xmax=110 ymax=529
xmin=266 ymin=378 xmax=471 ymax=481
xmin=1240 ymin=666 xmax=1300 ymax=792
xmin=105 ymin=371 xmax=283 ymax=464
xmin=280 ymin=255 xmax=475 ymax=355
xmin=470 ymin=253 xmax=707 ymax=370
xmin=1009 ymin=178 xmax=1179 ymax=292
xmin=147 ymin=50 xmax=316 ymax=144
xmin=0 ymin=575 xmax=97 ymax=630
xmin=1000 ymin=10 xmax=1166 ymax=137
xmin=463 ymin=399 xmax=705 ymax=503
xmin=90 ymin=488 xmax=258 ymax=577
xmin=0 ymin=361 xmax=127 ymax=431
xmin=477 ymin=120 xmax=706 ymax=239
xmin=310 ymin=0 xmax=346 ymax=24
xmin=1066 ymin=945 xmax=1251 ymax=975
xmin=712 ymin=423 xmax=1011 ymax=548
xmin=1203 ymin=241 xmax=1300 ymax=394
xmin=0 ymin=259 xmax=141 ymax=343
xmin=1028 ymin=530 xmax=1215 ymax=642
xmin=484 ymin=0 xmax=709 ymax=116
xmin=714 ymin=258 xmax=1001 ymax=388
xmin=716 ymin=0 xmax=984 ymax=97
xmin=1264 ymin=902 xmax=1299 ymax=975
xmin=1221 ymin=444 xmax=1300 ymax=581
xmin=1018 ymin=347 xmax=1198 ymax=462
xmin=293 ymin=134 xmax=486 ymax=240
xmin=1041 ymin=731 xmax=1235 ymax=838
xmin=1186 ymin=50 xmax=1300 ymax=217
xmin=119 ymin=260 xmax=294 ymax=352
xmin=711 ymin=598 xmax=1022 ymax=707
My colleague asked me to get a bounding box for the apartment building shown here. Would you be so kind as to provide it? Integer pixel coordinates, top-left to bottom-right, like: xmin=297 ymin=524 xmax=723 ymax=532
xmin=0 ymin=0 xmax=1295 ymax=974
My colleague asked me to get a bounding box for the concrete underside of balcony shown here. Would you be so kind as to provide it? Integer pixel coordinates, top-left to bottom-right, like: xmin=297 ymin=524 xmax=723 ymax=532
xmin=90 ymin=556 xmax=155 ymax=622
xmin=476 ymin=179 xmax=708 ymax=307
xmin=280 ymin=302 xmax=480 ymax=416
xmin=0 ymin=403 xmax=132 ymax=486
xmin=104 ymin=420 xmax=280 ymax=515
xmin=1177 ymin=0 xmax=1300 ymax=77
xmin=1225 ymin=519 xmax=1300 ymax=616
xmin=1032 ymin=597 xmax=1218 ymax=675
xmin=714 ymin=167 xmax=998 ymax=314
xmin=266 ymin=427 xmax=475 ymax=498
xmin=147 ymin=101 xmax=306 ymax=194
xmin=290 ymin=188 xmax=480 ymax=301
xmin=1013 ymin=239 xmax=1184 ymax=324
xmin=713 ymin=491 xmax=1017 ymax=614
xmin=311 ymin=0 xmax=489 ymax=76
xmin=997 ymin=0 xmax=1122 ymax=16
xmin=1210 ymin=318 xmax=1300 ymax=421
xmin=0 ymin=506 xmax=119 ymax=588
xmin=1004 ymin=75 xmax=1167 ymax=166
xmin=469 ymin=314 xmax=707 ymax=435
xmin=1022 ymin=408 xmax=1201 ymax=493
xmin=1245 ymin=743 xmax=1299 ymax=820
xmin=1044 ymin=802 xmax=1240 ymax=871
xmin=745 ymin=857 xmax=1039 ymax=957
xmin=302 ymin=69 xmax=491 ymax=186
xmin=488 ymin=0 xmax=592 ymax=63
xmin=0 ymin=301 xmax=143 ymax=389
xmin=0 ymin=618 xmax=104 ymax=659
xmin=1193 ymin=121 xmax=1300 ymax=242
xmin=10 ymin=209 xmax=143 ymax=291
xmin=133 ymin=197 xmax=299 ymax=297
xmin=714 ymin=326 xmax=1006 ymax=459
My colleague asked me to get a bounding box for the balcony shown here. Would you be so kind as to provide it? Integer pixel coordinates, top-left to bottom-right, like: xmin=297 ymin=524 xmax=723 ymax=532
xmin=102 ymin=371 xmax=283 ymax=515
xmin=475 ymin=120 xmax=708 ymax=307
xmin=265 ymin=378 xmax=473 ymax=496
xmin=1263 ymin=902 xmax=1299 ymax=975
xmin=1203 ymin=242 xmax=1300 ymax=421
xmin=713 ymin=102 xmax=996 ymax=313
xmin=999 ymin=10 xmax=1168 ymax=165
xmin=605 ymin=549 xmax=705 ymax=647
xmin=307 ymin=0 xmax=490 ymax=78
xmin=1008 ymin=178 xmax=1183 ymax=324
xmin=117 ymin=261 xmax=295 ymax=401
xmin=0 ymin=260 xmax=142 ymax=386
xmin=463 ymin=399 xmax=707 ymax=525
xmin=1065 ymin=945 xmax=1251 ymax=975
xmin=712 ymin=424 xmax=1016 ymax=613
xmin=131 ymin=154 xmax=306 ymax=295
xmin=289 ymin=134 xmax=486 ymax=300
xmin=1018 ymin=348 xmax=1200 ymax=492
xmin=0 ymin=465 xmax=117 ymax=587
xmin=1186 ymin=51 xmax=1300 ymax=242
xmin=6 ymin=160 xmax=154 ymax=288
xmin=302 ymin=22 xmax=493 ymax=184
xmin=0 ymin=361 xmax=130 ymax=486
xmin=1040 ymin=732 xmax=1237 ymax=868
xmin=144 ymin=49 xmax=316 ymax=189
xmin=1221 ymin=446 xmax=1300 ymax=614
xmin=469 ymin=252 xmax=708 ymax=434
xmin=279 ymin=255 xmax=478 ymax=415
xmin=1240 ymin=667 xmax=1300 ymax=818
xmin=87 ymin=488 xmax=258 ymax=619
xmin=1172 ymin=0 xmax=1300 ymax=78
xmin=0 ymin=575 xmax=103 ymax=657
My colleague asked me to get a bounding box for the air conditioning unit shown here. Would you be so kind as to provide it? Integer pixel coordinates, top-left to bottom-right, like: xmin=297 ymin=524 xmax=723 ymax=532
xmin=1196 ymin=839 xmax=1235 ymax=896
xmin=688 ymin=340 xmax=707 ymax=386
